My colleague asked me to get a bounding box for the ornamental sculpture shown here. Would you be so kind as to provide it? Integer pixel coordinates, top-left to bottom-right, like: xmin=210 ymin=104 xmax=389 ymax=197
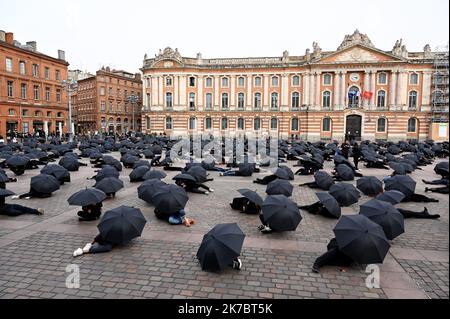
xmin=337 ymin=29 xmax=375 ymax=51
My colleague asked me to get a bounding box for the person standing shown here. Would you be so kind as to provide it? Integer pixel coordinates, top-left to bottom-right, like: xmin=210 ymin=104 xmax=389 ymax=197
xmin=352 ymin=142 xmax=362 ymax=170
xmin=341 ymin=141 xmax=350 ymax=159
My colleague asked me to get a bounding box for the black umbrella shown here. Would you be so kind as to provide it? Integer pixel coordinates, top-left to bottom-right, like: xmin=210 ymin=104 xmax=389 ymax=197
xmin=196 ymin=223 xmax=245 ymax=271
xmin=95 ymin=165 xmax=120 ymax=182
xmin=138 ymin=179 xmax=167 ymax=204
xmin=68 ymin=188 xmax=107 ymax=206
xmin=360 ymin=199 xmax=405 ymax=240
xmin=329 ymin=183 xmax=360 ymax=207
xmin=6 ymin=155 xmax=29 ymax=167
xmin=0 ymin=188 xmax=15 ymax=197
xmin=333 ymin=215 xmax=390 ymax=264
xmin=237 ymin=163 xmax=255 ymax=177
xmin=336 ymin=164 xmax=355 ymax=181
xmin=274 ymin=167 xmax=290 ymax=180
xmin=384 ymin=175 xmax=416 ymax=198
xmin=261 ymin=195 xmax=302 ymax=232
xmin=173 ymin=173 xmax=197 ymax=183
xmin=152 ymin=184 xmax=188 ymax=215
xmin=375 ymin=190 xmax=405 ymax=205
xmin=133 ymin=160 xmax=151 ymax=169
xmin=356 ymin=176 xmax=383 ymax=196
xmin=40 ymin=164 xmax=70 ymax=181
xmin=0 ymin=173 xmax=10 ymax=183
xmin=316 ymin=192 xmax=341 ymax=218
xmin=59 ymin=156 xmax=81 ymax=171
xmin=314 ymin=171 xmax=335 ymax=190
xmin=186 ymin=166 xmax=208 ymax=183
xmin=95 ymin=177 xmax=124 ymax=194
xmin=266 ymin=179 xmax=293 ymax=197
xmin=97 ymin=206 xmax=146 ymax=245
xmin=30 ymin=174 xmax=60 ymax=194
xmin=237 ymin=189 xmax=264 ymax=206
xmin=129 ymin=166 xmax=150 ymax=182
xmin=389 ymin=162 xmax=406 ymax=175
xmin=434 ymin=161 xmax=449 ymax=176
xmin=143 ymin=170 xmax=167 ymax=180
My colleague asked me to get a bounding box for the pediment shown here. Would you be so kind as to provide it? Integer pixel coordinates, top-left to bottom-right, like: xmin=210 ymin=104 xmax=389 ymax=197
xmin=152 ymin=59 xmax=183 ymax=68
xmin=317 ymin=45 xmax=404 ymax=64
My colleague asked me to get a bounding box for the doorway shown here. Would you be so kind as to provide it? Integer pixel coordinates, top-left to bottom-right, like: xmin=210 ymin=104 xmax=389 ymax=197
xmin=345 ymin=115 xmax=362 ymax=141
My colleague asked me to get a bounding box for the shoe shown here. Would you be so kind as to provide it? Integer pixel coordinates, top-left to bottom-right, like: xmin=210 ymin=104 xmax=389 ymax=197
xmin=11 ymin=178 xmax=17 ymax=182
xmin=25 ymin=197 xmax=31 ymax=200
xmin=11 ymin=195 xmax=20 ymax=200
xmin=37 ymin=208 xmax=44 ymax=215
xmin=219 ymin=173 xmax=224 ymax=176
xmin=73 ymin=248 xmax=83 ymax=257
xmin=260 ymin=226 xmax=272 ymax=234
xmin=257 ymin=224 xmax=265 ymax=231
xmin=424 ymin=188 xmax=430 ymax=192
xmin=232 ymin=258 xmax=242 ymax=270
xmin=209 ymin=189 xmax=214 ymax=192
xmin=312 ymin=264 xmax=320 ymax=273
xmin=82 ymin=243 xmax=92 ymax=253
xmin=204 ymin=191 xmax=209 ymax=195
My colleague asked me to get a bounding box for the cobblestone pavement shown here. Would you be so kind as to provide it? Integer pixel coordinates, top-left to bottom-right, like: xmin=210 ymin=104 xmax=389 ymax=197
xmin=0 ymin=151 xmax=448 ymax=299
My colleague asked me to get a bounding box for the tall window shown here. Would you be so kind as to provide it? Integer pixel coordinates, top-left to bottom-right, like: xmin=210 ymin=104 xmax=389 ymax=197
xmin=23 ymin=122 xmax=29 ymax=133
xmin=45 ymin=67 xmax=50 ymax=80
xmin=221 ymin=93 xmax=229 ymax=109
xmin=377 ymin=118 xmax=386 ymax=132
xmin=271 ymin=76 xmax=279 ymax=87
xmin=146 ymin=78 xmax=151 ymax=87
xmin=56 ymin=89 xmax=61 ymax=103
xmin=189 ymin=93 xmax=196 ymax=110
xmin=254 ymin=93 xmax=262 ymax=109
xmin=109 ymin=101 xmax=113 ymax=112
xmin=205 ymin=93 xmax=213 ymax=110
xmin=271 ymin=92 xmax=278 ymax=109
xmin=32 ymin=64 xmax=38 ymax=77
xmin=56 ymin=70 xmax=61 ymax=81
xmin=33 ymin=85 xmax=39 ymax=100
xmin=166 ymin=92 xmax=173 ymax=108
xmin=238 ymin=77 xmax=245 ymax=87
xmin=116 ymin=89 xmax=120 ymax=98
xmin=19 ymin=61 xmax=26 ymax=74
xmin=292 ymin=92 xmax=300 ymax=109
xmin=21 ymin=83 xmax=27 ymax=99
xmin=410 ymin=73 xmax=419 ymax=85
xmin=101 ymin=101 xmax=106 ymax=112
xmin=146 ymin=117 xmax=151 ymax=130
xmin=100 ymin=87 xmax=105 ymax=95
xmin=45 ymin=87 xmax=50 ymax=101
xmin=117 ymin=102 xmax=121 ymax=113
xmin=378 ymin=73 xmax=387 ymax=85
xmin=189 ymin=117 xmax=196 ymax=130
xmin=166 ymin=117 xmax=173 ymax=130
xmin=237 ymin=93 xmax=245 ymax=110
xmin=221 ymin=77 xmax=229 ymax=87
xmin=189 ymin=76 xmax=196 ymax=87
xmin=409 ymin=91 xmax=418 ymax=109
xmin=7 ymin=81 xmax=13 ymax=98
xmin=322 ymin=91 xmax=331 ymax=107
xmin=407 ymin=118 xmax=417 ymax=132
xmin=254 ymin=118 xmax=261 ymax=130
xmin=237 ymin=118 xmax=244 ymax=130
xmin=322 ymin=118 xmax=331 ymax=132
xmin=146 ymin=93 xmax=151 ymax=108
xmin=291 ymin=118 xmax=299 ymax=131
xmin=109 ymin=87 xmax=113 ymax=95
xmin=377 ymin=90 xmax=386 ymax=108
xmin=323 ymin=74 xmax=332 ymax=85
xmin=205 ymin=77 xmax=213 ymax=88
xmin=6 ymin=58 xmax=13 ymax=72
xmin=271 ymin=118 xmax=278 ymax=130
xmin=221 ymin=117 xmax=228 ymax=130
xmin=292 ymin=75 xmax=300 ymax=86
xmin=205 ymin=117 xmax=212 ymax=130
xmin=254 ymin=76 xmax=262 ymax=87
xmin=166 ymin=77 xmax=172 ymax=86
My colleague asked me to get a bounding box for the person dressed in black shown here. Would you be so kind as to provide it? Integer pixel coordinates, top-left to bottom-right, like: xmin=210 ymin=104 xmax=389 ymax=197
xmin=77 ymin=203 xmax=103 ymax=221
xmin=352 ymin=142 xmax=362 ymax=170
xmin=340 ymin=141 xmax=350 ymax=159
xmin=401 ymin=193 xmax=439 ymax=203
xmin=299 ymin=181 xmax=321 ymax=189
xmin=312 ymin=238 xmax=354 ymax=273
xmin=425 ymin=186 xmax=449 ymax=194
xmin=73 ymin=233 xmax=119 ymax=257
xmin=0 ymin=196 xmax=44 ymax=216
xmin=365 ymin=160 xmax=389 ymax=170
xmin=230 ymin=197 xmax=261 ymax=214
xmin=9 ymin=165 xmax=26 ymax=176
xmin=422 ymin=178 xmax=449 ymax=186
xmin=253 ymin=174 xmax=278 ymax=185
xmin=397 ymin=207 xmax=440 ymax=219
xmin=11 ymin=188 xmax=52 ymax=200
xmin=175 ymin=179 xmax=214 ymax=195
xmin=298 ymin=202 xmax=338 ymax=219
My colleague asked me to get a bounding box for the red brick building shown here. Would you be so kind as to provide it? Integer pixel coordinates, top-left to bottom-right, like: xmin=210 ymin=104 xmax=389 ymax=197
xmin=0 ymin=30 xmax=69 ymax=139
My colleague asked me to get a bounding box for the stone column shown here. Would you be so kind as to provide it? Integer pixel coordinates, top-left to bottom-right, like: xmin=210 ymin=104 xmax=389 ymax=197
xmin=246 ymin=75 xmax=252 ymax=110
xmin=303 ymin=72 xmax=310 ymax=106
xmin=230 ymin=76 xmax=236 ymax=111
xmin=281 ymin=74 xmax=289 ymax=111
xmin=179 ymin=75 xmax=187 ymax=110
xmin=174 ymin=76 xmax=179 ymax=108
xmin=158 ymin=76 xmax=164 ymax=107
xmin=422 ymin=71 xmax=432 ymax=107
xmin=263 ymin=74 xmax=270 ymax=110
xmin=315 ymin=71 xmax=321 ymax=110
xmin=214 ymin=76 xmax=220 ymax=109
xmin=151 ymin=76 xmax=158 ymax=108
xmin=333 ymin=71 xmax=340 ymax=109
xmin=309 ymin=72 xmax=315 ymax=107
xmin=389 ymin=70 xmax=397 ymax=108
xmin=397 ymin=70 xmax=408 ymax=109
xmin=369 ymin=71 xmax=376 ymax=108
xmin=363 ymin=70 xmax=370 ymax=108
xmin=340 ymin=71 xmax=347 ymax=107
xmin=198 ymin=75 xmax=203 ymax=111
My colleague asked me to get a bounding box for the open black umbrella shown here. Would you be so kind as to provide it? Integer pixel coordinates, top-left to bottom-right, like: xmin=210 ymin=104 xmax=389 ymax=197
xmin=237 ymin=189 xmax=264 ymax=206
xmin=238 ymin=163 xmax=255 ymax=177
xmin=384 ymin=175 xmax=416 ymax=198
xmin=360 ymin=199 xmax=405 ymax=240
xmin=333 ymin=215 xmax=390 ymax=264
xmin=261 ymin=195 xmax=302 ymax=232
xmin=356 ymin=176 xmax=383 ymax=196
xmin=314 ymin=171 xmax=335 ymax=190
xmin=173 ymin=173 xmax=197 ymax=183
xmin=336 ymin=164 xmax=355 ymax=181
xmin=186 ymin=166 xmax=208 ymax=182
xmin=95 ymin=177 xmax=124 ymax=194
xmin=133 ymin=160 xmax=151 ymax=169
xmin=0 ymin=173 xmax=10 ymax=183
xmin=95 ymin=166 xmax=120 ymax=182
xmin=274 ymin=167 xmax=290 ymax=180
xmin=97 ymin=206 xmax=146 ymax=245
xmin=316 ymin=192 xmax=341 ymax=218
xmin=138 ymin=179 xmax=167 ymax=204
xmin=68 ymin=188 xmax=107 ymax=206
xmin=0 ymin=188 xmax=15 ymax=197
xmin=266 ymin=179 xmax=293 ymax=197
xmin=375 ymin=190 xmax=405 ymax=205
xmin=6 ymin=155 xmax=29 ymax=167
xmin=129 ymin=166 xmax=150 ymax=182
xmin=30 ymin=174 xmax=60 ymax=194
xmin=152 ymin=184 xmax=188 ymax=215
xmin=196 ymin=223 xmax=245 ymax=271
xmin=434 ymin=161 xmax=449 ymax=176
xmin=40 ymin=164 xmax=70 ymax=182
xmin=329 ymin=183 xmax=360 ymax=207
xmin=59 ymin=156 xmax=81 ymax=171
xmin=143 ymin=170 xmax=167 ymax=180
xmin=389 ymin=162 xmax=406 ymax=175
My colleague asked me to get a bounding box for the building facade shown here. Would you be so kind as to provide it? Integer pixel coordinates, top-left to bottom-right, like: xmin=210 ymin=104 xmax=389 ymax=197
xmin=75 ymin=67 xmax=142 ymax=134
xmin=0 ymin=30 xmax=69 ymax=139
xmin=140 ymin=30 xmax=449 ymax=142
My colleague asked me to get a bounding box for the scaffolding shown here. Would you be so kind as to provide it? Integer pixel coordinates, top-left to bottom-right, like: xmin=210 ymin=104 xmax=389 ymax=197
xmin=432 ymin=44 xmax=449 ymax=123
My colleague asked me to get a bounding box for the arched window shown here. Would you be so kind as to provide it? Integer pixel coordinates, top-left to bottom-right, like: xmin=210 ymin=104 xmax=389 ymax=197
xmin=292 ymin=75 xmax=300 ymax=86
xmin=291 ymin=118 xmax=299 ymax=131
xmin=237 ymin=118 xmax=245 ymax=130
xmin=254 ymin=93 xmax=262 ymax=109
xmin=165 ymin=116 xmax=173 ymax=130
xmin=322 ymin=117 xmax=331 ymax=132
xmin=189 ymin=76 xmax=196 ymax=87
xmin=8 ymin=109 xmax=16 ymax=116
xmin=166 ymin=92 xmax=173 ymax=108
xmin=189 ymin=93 xmax=196 ymax=110
xmin=189 ymin=117 xmax=196 ymax=130
xmin=221 ymin=117 xmax=228 ymax=130
xmin=47 ymin=111 xmax=52 ymax=117
xmin=254 ymin=118 xmax=261 ymax=130
xmin=35 ymin=111 xmax=43 ymax=117
xmin=205 ymin=93 xmax=213 ymax=110
xmin=146 ymin=116 xmax=151 ymax=130
xmin=323 ymin=74 xmax=332 ymax=85
xmin=271 ymin=92 xmax=278 ymax=109
xmin=322 ymin=91 xmax=331 ymax=108
xmin=221 ymin=93 xmax=229 ymax=109
xmin=377 ymin=118 xmax=386 ymax=132
xmin=292 ymin=92 xmax=300 ymax=109
xmin=238 ymin=77 xmax=245 ymax=87
xmin=378 ymin=72 xmax=387 ymax=85
xmin=165 ymin=77 xmax=172 ymax=86
xmin=270 ymin=118 xmax=278 ymax=130
xmin=237 ymin=93 xmax=245 ymax=110
xmin=271 ymin=76 xmax=279 ymax=87
xmin=205 ymin=117 xmax=212 ymax=130
xmin=409 ymin=91 xmax=418 ymax=109
xmin=108 ymin=117 xmax=114 ymax=125
xmin=410 ymin=73 xmax=419 ymax=85
xmin=221 ymin=77 xmax=229 ymax=87
xmin=57 ymin=112 xmax=63 ymax=118
xmin=407 ymin=118 xmax=417 ymax=132
xmin=205 ymin=77 xmax=213 ymax=88
xmin=377 ymin=90 xmax=386 ymax=108
xmin=254 ymin=76 xmax=262 ymax=87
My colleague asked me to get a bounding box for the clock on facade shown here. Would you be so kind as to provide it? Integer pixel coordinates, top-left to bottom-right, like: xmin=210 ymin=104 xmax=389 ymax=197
xmin=350 ymin=73 xmax=360 ymax=82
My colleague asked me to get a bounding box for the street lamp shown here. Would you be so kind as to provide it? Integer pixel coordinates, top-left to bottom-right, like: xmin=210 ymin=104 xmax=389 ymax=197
xmin=127 ymin=93 xmax=140 ymax=132
xmin=61 ymin=79 xmax=78 ymax=142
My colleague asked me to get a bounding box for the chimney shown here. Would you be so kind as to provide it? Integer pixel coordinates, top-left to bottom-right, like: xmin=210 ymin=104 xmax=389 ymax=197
xmin=26 ymin=41 xmax=37 ymax=51
xmin=5 ymin=32 xmax=14 ymax=44
xmin=135 ymin=73 xmax=141 ymax=80
xmin=0 ymin=30 xmax=5 ymax=42
xmin=58 ymin=50 xmax=66 ymax=61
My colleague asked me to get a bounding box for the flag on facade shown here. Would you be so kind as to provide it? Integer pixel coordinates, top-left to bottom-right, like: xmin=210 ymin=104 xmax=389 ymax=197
xmin=362 ymin=91 xmax=373 ymax=99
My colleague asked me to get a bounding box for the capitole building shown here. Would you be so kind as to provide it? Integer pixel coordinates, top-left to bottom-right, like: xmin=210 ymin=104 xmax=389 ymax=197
xmin=140 ymin=30 xmax=449 ymax=142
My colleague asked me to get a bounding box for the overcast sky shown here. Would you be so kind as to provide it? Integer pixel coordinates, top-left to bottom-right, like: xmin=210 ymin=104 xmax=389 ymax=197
xmin=1 ymin=0 xmax=449 ymax=74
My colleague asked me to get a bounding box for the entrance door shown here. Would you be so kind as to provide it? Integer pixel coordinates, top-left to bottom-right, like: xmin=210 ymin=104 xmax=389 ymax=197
xmin=346 ymin=115 xmax=362 ymax=141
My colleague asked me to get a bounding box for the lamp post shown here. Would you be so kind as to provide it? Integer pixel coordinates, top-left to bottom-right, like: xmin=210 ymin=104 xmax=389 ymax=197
xmin=127 ymin=93 xmax=140 ymax=132
xmin=61 ymin=79 xmax=78 ymax=142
